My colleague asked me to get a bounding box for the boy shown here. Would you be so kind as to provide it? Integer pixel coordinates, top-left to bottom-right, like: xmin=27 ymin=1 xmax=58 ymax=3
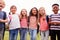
xmin=49 ymin=4 xmax=60 ymax=40
xmin=0 ymin=0 xmax=7 ymax=40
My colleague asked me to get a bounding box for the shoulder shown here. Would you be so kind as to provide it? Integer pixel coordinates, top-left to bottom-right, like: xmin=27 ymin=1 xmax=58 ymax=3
xmin=50 ymin=14 xmax=54 ymax=16
xmin=49 ymin=14 xmax=55 ymax=18
xmin=2 ymin=11 xmax=7 ymax=16
xmin=46 ymin=15 xmax=49 ymax=18
xmin=46 ymin=15 xmax=49 ymax=17
xmin=58 ymin=13 xmax=60 ymax=15
xmin=2 ymin=11 xmax=6 ymax=14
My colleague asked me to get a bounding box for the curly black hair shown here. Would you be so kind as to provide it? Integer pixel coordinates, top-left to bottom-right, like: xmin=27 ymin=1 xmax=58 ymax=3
xmin=52 ymin=4 xmax=59 ymax=7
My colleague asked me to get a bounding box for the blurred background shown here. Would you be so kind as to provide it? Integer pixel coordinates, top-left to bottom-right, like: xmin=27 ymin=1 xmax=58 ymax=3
xmin=3 ymin=0 xmax=60 ymax=15
xmin=2 ymin=0 xmax=60 ymax=40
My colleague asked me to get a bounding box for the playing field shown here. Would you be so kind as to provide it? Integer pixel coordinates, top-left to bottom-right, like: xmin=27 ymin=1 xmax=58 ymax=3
xmin=4 ymin=31 xmax=51 ymax=40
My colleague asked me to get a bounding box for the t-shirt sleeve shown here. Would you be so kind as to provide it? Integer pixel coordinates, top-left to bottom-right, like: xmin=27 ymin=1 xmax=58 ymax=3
xmin=49 ymin=14 xmax=52 ymax=19
xmin=3 ymin=11 xmax=7 ymax=20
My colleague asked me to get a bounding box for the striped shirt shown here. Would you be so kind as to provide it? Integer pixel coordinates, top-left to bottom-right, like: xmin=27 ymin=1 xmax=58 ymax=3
xmin=49 ymin=13 xmax=60 ymax=30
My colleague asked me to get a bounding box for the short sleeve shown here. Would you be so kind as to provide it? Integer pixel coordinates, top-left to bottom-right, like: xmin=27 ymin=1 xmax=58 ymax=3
xmin=3 ymin=11 xmax=7 ymax=20
xmin=49 ymin=14 xmax=53 ymax=19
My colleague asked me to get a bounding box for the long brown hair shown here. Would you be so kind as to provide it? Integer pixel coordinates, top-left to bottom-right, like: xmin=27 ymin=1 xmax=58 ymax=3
xmin=29 ymin=7 xmax=38 ymax=19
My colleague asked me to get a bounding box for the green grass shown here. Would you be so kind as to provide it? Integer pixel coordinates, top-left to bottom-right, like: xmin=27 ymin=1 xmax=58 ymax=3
xmin=4 ymin=31 xmax=51 ymax=40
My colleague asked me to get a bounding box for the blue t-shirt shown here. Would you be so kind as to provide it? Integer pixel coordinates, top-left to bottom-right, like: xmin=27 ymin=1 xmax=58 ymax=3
xmin=0 ymin=11 xmax=7 ymax=28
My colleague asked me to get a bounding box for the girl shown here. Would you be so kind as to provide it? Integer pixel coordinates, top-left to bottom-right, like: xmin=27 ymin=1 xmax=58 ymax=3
xmin=38 ymin=7 xmax=49 ymax=40
xmin=8 ymin=5 xmax=20 ymax=40
xmin=29 ymin=7 xmax=38 ymax=40
xmin=19 ymin=9 xmax=28 ymax=40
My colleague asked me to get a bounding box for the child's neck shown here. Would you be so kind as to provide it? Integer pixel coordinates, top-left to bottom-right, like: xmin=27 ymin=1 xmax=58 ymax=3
xmin=23 ymin=15 xmax=26 ymax=18
xmin=54 ymin=11 xmax=58 ymax=14
xmin=12 ymin=13 xmax=15 ymax=14
xmin=31 ymin=15 xmax=36 ymax=17
xmin=54 ymin=13 xmax=58 ymax=14
xmin=41 ymin=14 xmax=46 ymax=17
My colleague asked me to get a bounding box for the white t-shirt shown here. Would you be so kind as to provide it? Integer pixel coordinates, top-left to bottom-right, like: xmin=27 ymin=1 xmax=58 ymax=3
xmin=9 ymin=14 xmax=20 ymax=30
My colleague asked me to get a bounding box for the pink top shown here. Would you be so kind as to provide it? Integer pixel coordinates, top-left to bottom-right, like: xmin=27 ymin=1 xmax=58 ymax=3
xmin=29 ymin=16 xmax=37 ymax=29
xmin=20 ymin=17 xmax=28 ymax=28
xmin=39 ymin=16 xmax=49 ymax=31
xmin=9 ymin=15 xmax=12 ymax=20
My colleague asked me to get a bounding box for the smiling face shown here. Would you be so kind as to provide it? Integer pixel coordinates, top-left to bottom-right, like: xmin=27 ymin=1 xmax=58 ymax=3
xmin=0 ymin=1 xmax=5 ymax=10
xmin=52 ymin=5 xmax=59 ymax=14
xmin=10 ymin=5 xmax=17 ymax=14
xmin=39 ymin=7 xmax=45 ymax=16
xmin=32 ymin=8 xmax=37 ymax=15
xmin=21 ymin=9 xmax=27 ymax=16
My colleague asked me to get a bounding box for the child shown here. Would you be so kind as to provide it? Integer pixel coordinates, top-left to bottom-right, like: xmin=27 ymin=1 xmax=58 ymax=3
xmin=0 ymin=1 xmax=7 ymax=40
xmin=19 ymin=9 xmax=28 ymax=40
xmin=29 ymin=7 xmax=38 ymax=40
xmin=38 ymin=7 xmax=49 ymax=40
xmin=8 ymin=5 xmax=20 ymax=40
xmin=49 ymin=4 xmax=60 ymax=40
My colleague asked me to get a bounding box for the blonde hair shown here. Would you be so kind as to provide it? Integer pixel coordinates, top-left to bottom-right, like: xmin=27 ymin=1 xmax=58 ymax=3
xmin=0 ymin=0 xmax=5 ymax=8
xmin=39 ymin=7 xmax=45 ymax=11
xmin=38 ymin=7 xmax=46 ymax=18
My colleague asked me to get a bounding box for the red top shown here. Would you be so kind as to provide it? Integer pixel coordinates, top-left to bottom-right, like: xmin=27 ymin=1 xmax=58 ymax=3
xmin=20 ymin=17 xmax=28 ymax=28
xmin=39 ymin=16 xmax=49 ymax=31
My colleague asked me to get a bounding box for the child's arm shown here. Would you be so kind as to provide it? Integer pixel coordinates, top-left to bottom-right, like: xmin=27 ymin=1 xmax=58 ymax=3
xmin=37 ymin=18 xmax=40 ymax=26
xmin=27 ymin=16 xmax=30 ymax=27
xmin=19 ymin=14 xmax=22 ymax=21
xmin=0 ymin=18 xmax=8 ymax=23
xmin=53 ymin=22 xmax=60 ymax=25
xmin=49 ymin=15 xmax=56 ymax=25
xmin=49 ymin=18 xmax=55 ymax=24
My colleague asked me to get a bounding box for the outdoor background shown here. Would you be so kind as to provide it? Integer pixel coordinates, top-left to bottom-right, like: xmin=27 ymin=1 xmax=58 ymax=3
xmin=3 ymin=0 xmax=60 ymax=40
xmin=3 ymin=0 xmax=60 ymax=15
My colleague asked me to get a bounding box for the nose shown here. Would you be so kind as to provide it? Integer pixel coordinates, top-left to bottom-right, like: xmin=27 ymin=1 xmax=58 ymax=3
xmin=54 ymin=7 xmax=57 ymax=9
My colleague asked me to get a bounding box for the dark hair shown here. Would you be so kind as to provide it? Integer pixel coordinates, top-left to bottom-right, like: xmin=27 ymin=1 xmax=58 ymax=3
xmin=9 ymin=12 xmax=11 ymax=15
xmin=10 ymin=5 xmax=17 ymax=10
xmin=52 ymin=4 xmax=59 ymax=7
xmin=29 ymin=7 xmax=38 ymax=18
